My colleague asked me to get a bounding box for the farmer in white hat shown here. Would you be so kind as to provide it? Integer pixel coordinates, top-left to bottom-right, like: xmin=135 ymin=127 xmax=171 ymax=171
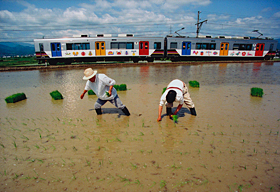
xmin=80 ymin=68 xmax=130 ymax=116
xmin=157 ymin=79 xmax=196 ymax=121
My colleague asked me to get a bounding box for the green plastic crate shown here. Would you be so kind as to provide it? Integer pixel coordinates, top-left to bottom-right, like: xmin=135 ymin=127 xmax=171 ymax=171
xmin=251 ymin=87 xmax=263 ymax=97
xmin=189 ymin=81 xmax=200 ymax=88
xmin=5 ymin=93 xmax=27 ymax=103
xmin=88 ymin=90 xmax=96 ymax=95
xmin=50 ymin=90 xmax=63 ymax=100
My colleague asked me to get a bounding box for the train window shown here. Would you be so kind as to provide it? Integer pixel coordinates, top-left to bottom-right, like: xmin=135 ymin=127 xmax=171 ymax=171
xmin=154 ymin=42 xmax=161 ymax=49
xmin=51 ymin=43 xmax=56 ymax=51
xmin=39 ymin=43 xmax=44 ymax=52
xmin=170 ymin=42 xmax=177 ymax=49
xmin=210 ymin=43 xmax=216 ymax=50
xmin=74 ymin=44 xmax=82 ymax=50
xmin=145 ymin=42 xmax=148 ymax=49
xmin=111 ymin=42 xmax=118 ymax=49
xmin=126 ymin=42 xmax=134 ymax=49
xmin=270 ymin=44 xmax=274 ymax=51
xmin=66 ymin=43 xmax=90 ymax=50
xmin=66 ymin=43 xmax=73 ymax=50
xmin=196 ymin=43 xmax=201 ymax=49
xmin=246 ymin=44 xmax=252 ymax=50
xmin=202 ymin=43 xmax=208 ymax=49
xmin=239 ymin=44 xmax=246 ymax=50
xmin=119 ymin=42 xmax=126 ymax=49
xmin=233 ymin=44 xmax=239 ymax=50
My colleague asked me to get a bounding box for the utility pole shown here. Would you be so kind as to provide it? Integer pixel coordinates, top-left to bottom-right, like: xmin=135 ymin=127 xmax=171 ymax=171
xmin=195 ymin=11 xmax=207 ymax=38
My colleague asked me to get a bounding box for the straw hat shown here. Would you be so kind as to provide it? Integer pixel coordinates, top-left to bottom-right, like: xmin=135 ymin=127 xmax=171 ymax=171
xmin=83 ymin=68 xmax=97 ymax=80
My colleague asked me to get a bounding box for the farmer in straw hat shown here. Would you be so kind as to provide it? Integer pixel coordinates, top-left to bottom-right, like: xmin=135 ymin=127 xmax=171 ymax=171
xmin=80 ymin=68 xmax=130 ymax=116
xmin=157 ymin=79 xmax=196 ymax=121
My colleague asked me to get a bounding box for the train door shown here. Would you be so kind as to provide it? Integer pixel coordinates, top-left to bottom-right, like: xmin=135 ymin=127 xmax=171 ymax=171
xmin=182 ymin=42 xmax=191 ymax=55
xmin=139 ymin=41 xmax=149 ymax=55
xmin=255 ymin=43 xmax=264 ymax=56
xmin=51 ymin=43 xmax=62 ymax=57
xmin=220 ymin=42 xmax=229 ymax=56
xmin=95 ymin=41 xmax=106 ymax=56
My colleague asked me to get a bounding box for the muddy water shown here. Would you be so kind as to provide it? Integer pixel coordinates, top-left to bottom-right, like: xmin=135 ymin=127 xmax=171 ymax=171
xmin=0 ymin=62 xmax=280 ymax=191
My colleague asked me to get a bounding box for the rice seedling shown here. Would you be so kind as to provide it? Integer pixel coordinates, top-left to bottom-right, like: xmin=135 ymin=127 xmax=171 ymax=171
xmin=130 ymin=163 xmax=138 ymax=169
xmin=0 ymin=143 xmax=4 ymax=148
xmin=13 ymin=174 xmax=19 ymax=180
xmin=71 ymin=174 xmax=77 ymax=182
xmin=170 ymin=163 xmax=182 ymax=171
xmin=108 ymin=176 xmax=115 ymax=184
xmin=37 ymin=159 xmax=44 ymax=163
xmin=160 ymin=180 xmax=166 ymax=188
xmin=13 ymin=141 xmax=17 ymax=149
xmin=201 ymin=164 xmax=207 ymax=169
xmin=52 ymin=177 xmax=62 ymax=182
xmin=149 ymin=181 xmax=156 ymax=188
xmin=22 ymin=175 xmax=31 ymax=180
xmin=139 ymin=150 xmax=144 ymax=154
xmin=86 ymin=159 xmax=91 ymax=166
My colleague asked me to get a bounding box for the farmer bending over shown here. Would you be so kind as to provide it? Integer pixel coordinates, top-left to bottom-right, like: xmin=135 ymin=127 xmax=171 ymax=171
xmin=80 ymin=68 xmax=130 ymax=116
xmin=157 ymin=79 xmax=196 ymax=121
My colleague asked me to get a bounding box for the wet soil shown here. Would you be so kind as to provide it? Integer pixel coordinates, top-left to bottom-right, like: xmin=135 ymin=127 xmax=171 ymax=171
xmin=0 ymin=61 xmax=279 ymax=191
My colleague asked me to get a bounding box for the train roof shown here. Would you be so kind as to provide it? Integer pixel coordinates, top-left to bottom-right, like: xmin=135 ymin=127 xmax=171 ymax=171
xmin=34 ymin=33 xmax=277 ymax=42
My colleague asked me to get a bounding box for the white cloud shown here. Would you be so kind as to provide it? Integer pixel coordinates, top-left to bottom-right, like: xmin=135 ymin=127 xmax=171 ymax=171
xmin=0 ymin=0 xmax=280 ymax=42
xmin=273 ymin=11 xmax=280 ymax=18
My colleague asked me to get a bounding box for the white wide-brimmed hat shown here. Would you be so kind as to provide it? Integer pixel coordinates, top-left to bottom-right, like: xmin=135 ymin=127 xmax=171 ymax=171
xmin=83 ymin=68 xmax=97 ymax=80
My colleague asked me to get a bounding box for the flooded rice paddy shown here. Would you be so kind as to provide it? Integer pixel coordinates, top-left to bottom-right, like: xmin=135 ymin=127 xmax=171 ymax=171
xmin=0 ymin=62 xmax=280 ymax=191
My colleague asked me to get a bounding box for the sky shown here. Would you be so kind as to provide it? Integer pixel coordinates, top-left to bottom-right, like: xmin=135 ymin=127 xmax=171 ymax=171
xmin=0 ymin=0 xmax=280 ymax=44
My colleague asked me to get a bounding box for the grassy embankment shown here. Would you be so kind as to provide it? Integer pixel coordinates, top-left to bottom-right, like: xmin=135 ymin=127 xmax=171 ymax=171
xmin=0 ymin=57 xmax=279 ymax=68
xmin=0 ymin=57 xmax=38 ymax=67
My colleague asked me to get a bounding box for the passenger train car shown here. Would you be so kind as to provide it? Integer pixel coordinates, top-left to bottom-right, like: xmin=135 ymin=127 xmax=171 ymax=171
xmin=34 ymin=34 xmax=278 ymax=64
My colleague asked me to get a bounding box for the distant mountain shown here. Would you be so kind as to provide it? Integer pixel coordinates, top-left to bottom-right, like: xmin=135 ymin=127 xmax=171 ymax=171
xmin=0 ymin=42 xmax=35 ymax=57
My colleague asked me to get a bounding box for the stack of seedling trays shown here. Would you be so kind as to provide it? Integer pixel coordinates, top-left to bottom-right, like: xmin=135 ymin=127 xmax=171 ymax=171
xmin=88 ymin=90 xmax=96 ymax=95
xmin=251 ymin=87 xmax=263 ymax=97
xmin=50 ymin=90 xmax=63 ymax=100
xmin=114 ymin=84 xmax=127 ymax=91
xmin=5 ymin=93 xmax=27 ymax=103
xmin=189 ymin=81 xmax=200 ymax=88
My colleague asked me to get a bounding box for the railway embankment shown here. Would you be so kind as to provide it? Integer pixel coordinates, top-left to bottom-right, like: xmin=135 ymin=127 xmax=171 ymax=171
xmin=0 ymin=60 xmax=277 ymax=72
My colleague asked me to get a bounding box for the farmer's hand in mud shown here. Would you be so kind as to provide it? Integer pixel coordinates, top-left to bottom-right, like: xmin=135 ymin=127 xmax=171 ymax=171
xmin=157 ymin=117 xmax=162 ymax=122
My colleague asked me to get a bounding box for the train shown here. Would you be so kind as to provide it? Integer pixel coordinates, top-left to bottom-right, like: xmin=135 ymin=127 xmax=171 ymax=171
xmin=34 ymin=33 xmax=278 ymax=65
